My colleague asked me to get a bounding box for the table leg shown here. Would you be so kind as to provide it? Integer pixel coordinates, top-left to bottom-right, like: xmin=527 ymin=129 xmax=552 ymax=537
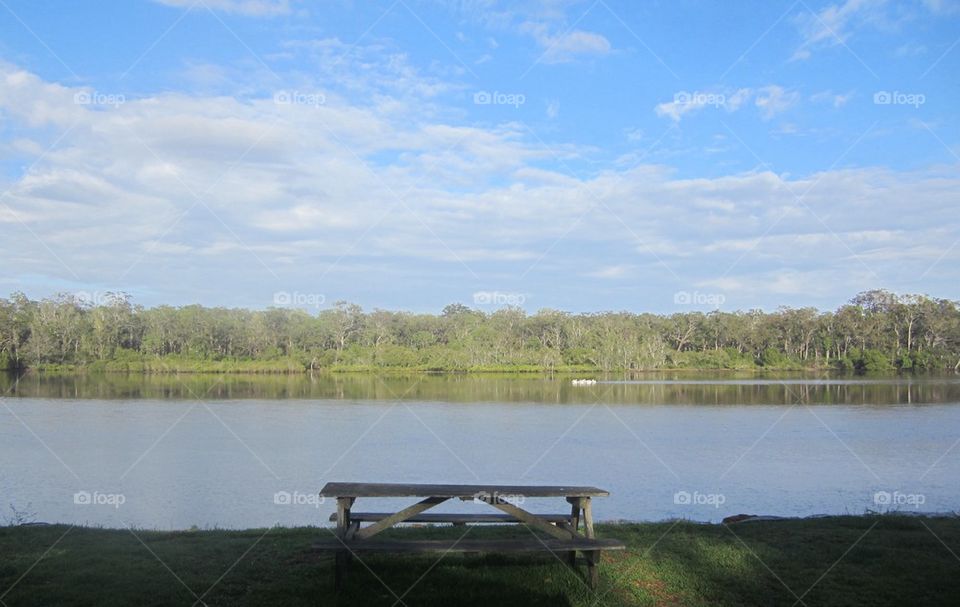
xmin=565 ymin=497 xmax=582 ymax=568
xmin=582 ymin=497 xmax=598 ymax=589
xmin=582 ymin=497 xmax=595 ymax=538
xmin=335 ymin=497 xmax=355 ymax=591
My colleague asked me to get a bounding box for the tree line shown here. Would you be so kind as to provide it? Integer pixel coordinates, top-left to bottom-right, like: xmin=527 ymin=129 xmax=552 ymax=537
xmin=1 ymin=290 xmax=958 ymax=373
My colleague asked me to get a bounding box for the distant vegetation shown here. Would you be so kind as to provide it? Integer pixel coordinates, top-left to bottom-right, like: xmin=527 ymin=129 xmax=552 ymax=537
xmin=1 ymin=290 xmax=958 ymax=374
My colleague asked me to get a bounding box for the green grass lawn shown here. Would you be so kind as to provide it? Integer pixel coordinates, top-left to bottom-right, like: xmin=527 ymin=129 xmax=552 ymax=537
xmin=1 ymin=516 xmax=958 ymax=606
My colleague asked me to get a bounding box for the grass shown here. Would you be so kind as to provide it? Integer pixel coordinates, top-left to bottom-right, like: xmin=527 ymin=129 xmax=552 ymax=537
xmin=1 ymin=516 xmax=958 ymax=606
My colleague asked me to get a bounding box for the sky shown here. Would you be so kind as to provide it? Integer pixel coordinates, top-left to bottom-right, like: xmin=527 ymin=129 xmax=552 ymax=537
xmin=0 ymin=0 xmax=957 ymax=314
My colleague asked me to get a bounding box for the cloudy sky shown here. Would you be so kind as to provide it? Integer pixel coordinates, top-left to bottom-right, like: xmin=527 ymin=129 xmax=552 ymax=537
xmin=0 ymin=0 xmax=957 ymax=313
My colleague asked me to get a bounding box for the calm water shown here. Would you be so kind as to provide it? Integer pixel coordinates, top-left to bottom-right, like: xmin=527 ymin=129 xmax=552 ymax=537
xmin=1 ymin=372 xmax=958 ymax=529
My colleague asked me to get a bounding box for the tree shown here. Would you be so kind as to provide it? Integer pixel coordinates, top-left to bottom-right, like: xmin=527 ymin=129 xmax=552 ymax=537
xmin=3 ymin=289 xmax=959 ymax=373
xmin=322 ymin=301 xmax=364 ymax=362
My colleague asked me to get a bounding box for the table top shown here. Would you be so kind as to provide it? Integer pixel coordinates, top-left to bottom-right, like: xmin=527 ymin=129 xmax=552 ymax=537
xmin=319 ymin=482 xmax=609 ymax=498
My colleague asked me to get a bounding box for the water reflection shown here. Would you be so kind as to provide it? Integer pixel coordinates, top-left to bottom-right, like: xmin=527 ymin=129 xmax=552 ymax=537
xmin=3 ymin=371 xmax=958 ymax=405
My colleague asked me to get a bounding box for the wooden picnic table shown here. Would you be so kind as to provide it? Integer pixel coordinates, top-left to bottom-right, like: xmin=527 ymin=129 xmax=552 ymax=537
xmin=314 ymin=482 xmax=624 ymax=589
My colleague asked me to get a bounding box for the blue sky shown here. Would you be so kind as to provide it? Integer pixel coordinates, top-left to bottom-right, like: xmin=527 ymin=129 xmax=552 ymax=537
xmin=0 ymin=0 xmax=957 ymax=313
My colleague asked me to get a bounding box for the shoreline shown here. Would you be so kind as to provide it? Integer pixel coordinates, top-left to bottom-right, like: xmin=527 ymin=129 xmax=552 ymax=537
xmin=10 ymin=511 xmax=958 ymax=532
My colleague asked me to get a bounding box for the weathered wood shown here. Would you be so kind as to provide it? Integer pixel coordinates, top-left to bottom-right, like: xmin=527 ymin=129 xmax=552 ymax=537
xmin=485 ymin=501 xmax=574 ymax=540
xmin=566 ymin=497 xmax=582 ymax=567
xmin=313 ymin=537 xmax=626 ymax=553
xmin=582 ymin=498 xmax=595 ymax=539
xmin=567 ymin=497 xmax=583 ymax=535
xmin=585 ymin=549 xmax=599 ymax=588
xmin=334 ymin=497 xmax=355 ymax=590
xmin=581 ymin=497 xmax=598 ymax=589
xmin=320 ymin=482 xmax=622 ymax=591
xmin=329 ymin=512 xmax=574 ymax=524
xmin=319 ymin=482 xmax=609 ymax=499
xmin=336 ymin=497 xmax=355 ymax=537
xmin=354 ymin=497 xmax=448 ymax=540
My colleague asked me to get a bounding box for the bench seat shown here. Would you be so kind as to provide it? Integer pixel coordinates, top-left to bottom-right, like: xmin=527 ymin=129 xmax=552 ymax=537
xmin=328 ymin=512 xmax=573 ymax=524
xmin=313 ymin=537 xmax=625 ymax=553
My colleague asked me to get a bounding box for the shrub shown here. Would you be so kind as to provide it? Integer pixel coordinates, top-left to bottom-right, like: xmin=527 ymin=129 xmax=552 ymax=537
xmin=852 ymin=349 xmax=895 ymax=373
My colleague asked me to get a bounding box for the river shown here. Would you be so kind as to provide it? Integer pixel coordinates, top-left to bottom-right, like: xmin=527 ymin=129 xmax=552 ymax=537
xmin=1 ymin=372 xmax=957 ymax=529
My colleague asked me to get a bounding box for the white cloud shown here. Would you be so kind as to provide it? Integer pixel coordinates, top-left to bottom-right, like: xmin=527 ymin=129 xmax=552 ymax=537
xmin=542 ymin=29 xmax=611 ymax=61
xmin=437 ymin=2 xmax=612 ymax=64
xmin=655 ymin=90 xmax=729 ymax=122
xmin=788 ymin=0 xmax=954 ymax=61
xmin=924 ymin=0 xmax=960 ymax=14
xmin=546 ymin=99 xmax=560 ymax=119
xmin=654 ymin=87 xmax=796 ymax=122
xmin=588 ymin=265 xmax=633 ymax=279
xmin=810 ymin=89 xmax=854 ymax=107
xmin=655 ymin=98 xmax=697 ymax=122
xmin=754 ymin=85 xmax=799 ymax=120
xmin=1 ymin=62 xmax=957 ymax=308
xmin=791 ymin=0 xmax=958 ymax=61
xmin=699 ymin=268 xmax=865 ymax=298
xmin=725 ymin=88 xmax=752 ymax=111
xmin=791 ymin=0 xmax=882 ymax=60
xmin=153 ymin=0 xmax=292 ymax=17
xmin=522 ymin=22 xmax=612 ymax=63
xmin=894 ymin=42 xmax=927 ymax=57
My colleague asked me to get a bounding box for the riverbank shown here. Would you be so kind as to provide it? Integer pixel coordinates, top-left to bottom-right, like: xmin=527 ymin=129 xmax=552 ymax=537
xmin=2 ymin=515 xmax=957 ymax=606
xmin=22 ymin=359 xmax=827 ymax=374
xmin=8 ymin=358 xmax=920 ymax=375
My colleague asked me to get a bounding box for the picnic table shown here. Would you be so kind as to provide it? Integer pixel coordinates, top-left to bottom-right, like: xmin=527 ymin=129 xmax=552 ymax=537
xmin=313 ymin=482 xmax=625 ymax=589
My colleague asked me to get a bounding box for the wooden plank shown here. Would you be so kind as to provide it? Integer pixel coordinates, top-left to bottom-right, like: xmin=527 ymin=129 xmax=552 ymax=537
xmin=581 ymin=497 xmax=598 ymax=589
xmin=582 ymin=497 xmax=595 ymax=539
xmin=354 ymin=497 xmax=448 ymax=540
xmin=336 ymin=497 xmax=354 ymax=537
xmin=566 ymin=496 xmax=583 ymax=536
xmin=566 ymin=497 xmax=582 ymax=567
xmin=334 ymin=497 xmax=355 ymax=590
xmin=586 ymin=549 xmax=599 ymax=589
xmin=313 ymin=538 xmax=626 ymax=553
xmin=319 ymin=482 xmax=609 ymax=498
xmin=485 ymin=501 xmax=574 ymax=540
xmin=328 ymin=512 xmax=573 ymax=524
